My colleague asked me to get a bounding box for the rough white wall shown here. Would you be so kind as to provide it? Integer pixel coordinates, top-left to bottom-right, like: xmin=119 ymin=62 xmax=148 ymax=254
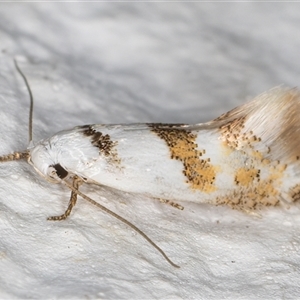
xmin=0 ymin=3 xmax=300 ymax=299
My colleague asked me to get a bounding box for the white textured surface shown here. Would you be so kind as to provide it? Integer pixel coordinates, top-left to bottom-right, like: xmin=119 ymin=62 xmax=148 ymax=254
xmin=1 ymin=3 xmax=300 ymax=299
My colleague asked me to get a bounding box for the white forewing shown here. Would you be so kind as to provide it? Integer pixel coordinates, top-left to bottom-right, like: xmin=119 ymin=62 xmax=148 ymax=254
xmin=27 ymin=87 xmax=300 ymax=212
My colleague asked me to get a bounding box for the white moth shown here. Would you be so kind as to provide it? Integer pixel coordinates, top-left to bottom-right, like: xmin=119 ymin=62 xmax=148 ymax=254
xmin=2 ymin=61 xmax=300 ymax=268
xmin=32 ymin=88 xmax=300 ymax=212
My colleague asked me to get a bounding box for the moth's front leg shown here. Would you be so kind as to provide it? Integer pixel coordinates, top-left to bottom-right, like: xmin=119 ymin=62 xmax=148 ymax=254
xmin=48 ymin=176 xmax=83 ymax=221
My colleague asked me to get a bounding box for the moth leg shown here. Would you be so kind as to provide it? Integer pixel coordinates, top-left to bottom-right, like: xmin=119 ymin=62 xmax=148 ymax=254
xmin=47 ymin=176 xmax=83 ymax=221
xmin=158 ymin=198 xmax=184 ymax=210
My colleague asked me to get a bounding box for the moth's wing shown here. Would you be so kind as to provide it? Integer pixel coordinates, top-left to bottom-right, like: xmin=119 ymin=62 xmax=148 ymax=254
xmin=67 ymin=87 xmax=300 ymax=209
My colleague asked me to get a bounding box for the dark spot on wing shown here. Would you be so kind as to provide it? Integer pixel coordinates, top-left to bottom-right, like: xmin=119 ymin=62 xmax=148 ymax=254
xmin=82 ymin=125 xmax=115 ymax=156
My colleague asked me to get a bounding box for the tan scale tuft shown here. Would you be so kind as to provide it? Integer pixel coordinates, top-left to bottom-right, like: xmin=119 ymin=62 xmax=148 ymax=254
xmin=234 ymin=168 xmax=260 ymax=186
xmin=216 ymin=152 xmax=287 ymax=211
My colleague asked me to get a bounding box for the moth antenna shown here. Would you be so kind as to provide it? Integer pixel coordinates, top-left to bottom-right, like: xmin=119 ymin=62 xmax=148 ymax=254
xmin=62 ymin=179 xmax=180 ymax=268
xmin=0 ymin=151 xmax=29 ymax=162
xmin=0 ymin=59 xmax=33 ymax=162
xmin=14 ymin=58 xmax=34 ymax=143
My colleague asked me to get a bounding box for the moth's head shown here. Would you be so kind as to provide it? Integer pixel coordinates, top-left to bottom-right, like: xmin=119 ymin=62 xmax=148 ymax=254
xmin=28 ymin=143 xmax=69 ymax=183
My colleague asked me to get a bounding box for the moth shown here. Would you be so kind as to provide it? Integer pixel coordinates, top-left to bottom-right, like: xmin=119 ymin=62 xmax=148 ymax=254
xmin=2 ymin=60 xmax=300 ymax=268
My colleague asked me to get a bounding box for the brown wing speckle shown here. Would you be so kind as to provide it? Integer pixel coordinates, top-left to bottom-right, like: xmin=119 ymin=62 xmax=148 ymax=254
xmin=82 ymin=125 xmax=121 ymax=165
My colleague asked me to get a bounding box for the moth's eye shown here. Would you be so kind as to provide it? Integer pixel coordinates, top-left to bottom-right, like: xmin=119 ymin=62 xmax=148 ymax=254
xmin=50 ymin=163 xmax=68 ymax=179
